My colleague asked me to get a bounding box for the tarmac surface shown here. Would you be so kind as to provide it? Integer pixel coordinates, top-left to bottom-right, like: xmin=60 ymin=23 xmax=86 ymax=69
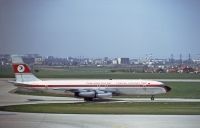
xmin=0 ymin=78 xmax=200 ymax=128
xmin=0 ymin=111 xmax=199 ymax=128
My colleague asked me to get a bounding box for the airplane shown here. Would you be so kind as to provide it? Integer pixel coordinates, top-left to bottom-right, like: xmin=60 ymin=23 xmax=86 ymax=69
xmin=10 ymin=55 xmax=171 ymax=101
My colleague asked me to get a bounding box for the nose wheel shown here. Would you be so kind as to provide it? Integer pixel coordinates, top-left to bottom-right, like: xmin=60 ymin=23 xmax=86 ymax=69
xmin=151 ymin=95 xmax=154 ymax=101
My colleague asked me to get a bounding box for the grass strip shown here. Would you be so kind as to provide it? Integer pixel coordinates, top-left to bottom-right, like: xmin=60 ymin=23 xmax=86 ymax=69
xmin=0 ymin=102 xmax=200 ymax=115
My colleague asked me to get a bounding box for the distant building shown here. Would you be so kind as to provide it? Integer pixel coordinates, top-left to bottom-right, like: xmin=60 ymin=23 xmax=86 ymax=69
xmin=152 ymin=59 xmax=167 ymax=65
xmin=112 ymin=59 xmax=118 ymax=65
xmin=193 ymin=59 xmax=200 ymax=64
xmin=0 ymin=54 xmax=10 ymax=65
xmin=34 ymin=57 xmax=43 ymax=65
xmin=94 ymin=59 xmax=104 ymax=65
xmin=117 ymin=58 xmax=130 ymax=65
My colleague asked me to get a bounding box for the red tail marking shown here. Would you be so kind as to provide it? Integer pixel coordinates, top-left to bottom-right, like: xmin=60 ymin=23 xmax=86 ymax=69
xmin=12 ymin=64 xmax=31 ymax=73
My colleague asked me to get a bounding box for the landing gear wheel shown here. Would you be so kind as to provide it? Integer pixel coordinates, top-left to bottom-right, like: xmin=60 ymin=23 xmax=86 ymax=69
xmin=84 ymin=97 xmax=93 ymax=102
xmin=151 ymin=95 xmax=154 ymax=101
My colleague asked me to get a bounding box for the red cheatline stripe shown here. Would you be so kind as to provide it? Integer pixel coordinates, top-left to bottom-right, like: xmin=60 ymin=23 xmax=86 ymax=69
xmin=21 ymin=84 xmax=163 ymax=88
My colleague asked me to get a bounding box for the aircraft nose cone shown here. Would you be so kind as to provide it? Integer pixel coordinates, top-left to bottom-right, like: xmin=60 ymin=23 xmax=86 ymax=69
xmin=164 ymin=86 xmax=171 ymax=92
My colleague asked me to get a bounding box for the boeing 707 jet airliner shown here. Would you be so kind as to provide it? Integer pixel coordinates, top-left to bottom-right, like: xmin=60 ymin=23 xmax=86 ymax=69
xmin=10 ymin=55 xmax=171 ymax=101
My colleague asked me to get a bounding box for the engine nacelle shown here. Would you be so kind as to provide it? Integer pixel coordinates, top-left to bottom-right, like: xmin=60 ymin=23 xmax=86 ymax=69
xmin=76 ymin=90 xmax=113 ymax=99
xmin=96 ymin=92 xmax=112 ymax=99
xmin=78 ymin=91 xmax=95 ymax=98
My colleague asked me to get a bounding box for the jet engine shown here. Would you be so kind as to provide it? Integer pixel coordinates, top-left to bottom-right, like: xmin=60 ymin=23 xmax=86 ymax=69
xmin=95 ymin=90 xmax=112 ymax=98
xmin=78 ymin=91 xmax=95 ymax=98
xmin=75 ymin=90 xmax=112 ymax=101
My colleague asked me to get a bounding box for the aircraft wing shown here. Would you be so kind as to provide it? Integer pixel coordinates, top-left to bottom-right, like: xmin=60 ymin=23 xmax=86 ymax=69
xmin=53 ymin=88 xmax=113 ymax=101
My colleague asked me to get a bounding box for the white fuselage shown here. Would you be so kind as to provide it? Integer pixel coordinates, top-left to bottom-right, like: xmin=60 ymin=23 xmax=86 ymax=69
xmin=18 ymin=79 xmax=168 ymax=95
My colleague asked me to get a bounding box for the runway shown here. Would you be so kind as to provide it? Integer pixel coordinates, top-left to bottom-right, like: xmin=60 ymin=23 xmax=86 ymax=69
xmin=0 ymin=78 xmax=200 ymax=128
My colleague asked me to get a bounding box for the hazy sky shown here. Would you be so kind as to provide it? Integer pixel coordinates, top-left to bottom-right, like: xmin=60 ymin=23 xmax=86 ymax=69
xmin=0 ymin=0 xmax=200 ymax=59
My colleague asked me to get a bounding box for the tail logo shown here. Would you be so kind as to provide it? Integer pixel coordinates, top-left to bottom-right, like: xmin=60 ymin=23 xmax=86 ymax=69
xmin=17 ymin=65 xmax=25 ymax=73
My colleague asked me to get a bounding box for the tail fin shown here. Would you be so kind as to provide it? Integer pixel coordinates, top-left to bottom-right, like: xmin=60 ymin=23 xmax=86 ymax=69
xmin=11 ymin=55 xmax=41 ymax=82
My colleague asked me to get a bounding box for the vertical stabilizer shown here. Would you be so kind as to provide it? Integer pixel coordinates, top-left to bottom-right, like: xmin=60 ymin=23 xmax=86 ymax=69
xmin=11 ymin=55 xmax=41 ymax=82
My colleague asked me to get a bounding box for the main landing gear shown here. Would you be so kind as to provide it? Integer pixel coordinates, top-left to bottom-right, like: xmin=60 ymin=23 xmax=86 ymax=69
xmin=84 ymin=97 xmax=94 ymax=101
xmin=151 ymin=95 xmax=155 ymax=101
